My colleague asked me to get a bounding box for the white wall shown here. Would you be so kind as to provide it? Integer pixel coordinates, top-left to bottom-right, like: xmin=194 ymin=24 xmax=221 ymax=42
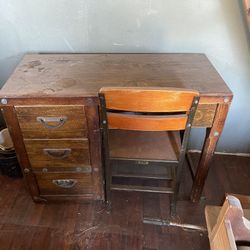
xmin=0 ymin=0 xmax=249 ymax=152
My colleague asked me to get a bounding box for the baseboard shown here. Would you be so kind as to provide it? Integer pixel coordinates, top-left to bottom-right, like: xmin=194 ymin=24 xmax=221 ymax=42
xmin=188 ymin=149 xmax=250 ymax=158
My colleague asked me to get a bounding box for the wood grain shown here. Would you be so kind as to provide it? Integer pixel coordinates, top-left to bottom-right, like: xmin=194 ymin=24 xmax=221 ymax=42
xmin=100 ymin=87 xmax=199 ymax=112
xmin=0 ymin=53 xmax=232 ymax=98
xmin=1 ymin=154 xmax=250 ymax=250
xmin=0 ymin=53 xmax=233 ymax=203
xmin=15 ymin=105 xmax=88 ymax=139
xmin=205 ymin=195 xmax=250 ymax=250
xmin=24 ymin=139 xmax=90 ymax=169
xmin=1 ymin=106 xmax=40 ymax=200
xmin=35 ymin=172 xmax=93 ymax=195
xmin=109 ymin=130 xmax=181 ymax=161
xmin=84 ymin=104 xmax=105 ymax=200
xmin=107 ymin=112 xmax=188 ymax=131
xmin=193 ymin=104 xmax=217 ymax=128
xmin=0 ymin=154 xmax=250 ymax=250
xmin=191 ymin=103 xmax=231 ymax=202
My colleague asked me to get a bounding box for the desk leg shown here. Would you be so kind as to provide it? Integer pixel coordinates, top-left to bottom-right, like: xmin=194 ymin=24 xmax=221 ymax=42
xmin=190 ymin=103 xmax=230 ymax=202
xmin=1 ymin=106 xmax=41 ymax=201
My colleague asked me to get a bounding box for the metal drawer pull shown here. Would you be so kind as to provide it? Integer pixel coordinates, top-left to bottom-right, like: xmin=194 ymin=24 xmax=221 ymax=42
xmin=43 ymin=148 xmax=71 ymax=159
xmin=52 ymin=179 xmax=77 ymax=188
xmin=36 ymin=116 xmax=67 ymax=129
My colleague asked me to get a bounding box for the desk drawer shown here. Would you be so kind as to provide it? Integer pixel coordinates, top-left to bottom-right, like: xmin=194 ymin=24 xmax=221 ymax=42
xmin=36 ymin=172 xmax=93 ymax=195
xmin=15 ymin=105 xmax=87 ymax=138
xmin=24 ymin=139 xmax=91 ymax=171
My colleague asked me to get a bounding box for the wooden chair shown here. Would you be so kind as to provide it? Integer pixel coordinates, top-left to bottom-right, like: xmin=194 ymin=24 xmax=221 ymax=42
xmin=205 ymin=195 xmax=250 ymax=250
xmin=99 ymin=87 xmax=199 ymax=216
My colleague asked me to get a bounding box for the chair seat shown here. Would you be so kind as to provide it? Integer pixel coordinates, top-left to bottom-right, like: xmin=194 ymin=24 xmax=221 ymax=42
xmin=109 ymin=130 xmax=181 ymax=161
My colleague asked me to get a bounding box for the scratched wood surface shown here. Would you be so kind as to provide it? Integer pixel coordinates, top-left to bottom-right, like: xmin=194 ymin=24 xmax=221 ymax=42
xmin=0 ymin=53 xmax=232 ymax=98
xmin=0 ymin=154 xmax=249 ymax=250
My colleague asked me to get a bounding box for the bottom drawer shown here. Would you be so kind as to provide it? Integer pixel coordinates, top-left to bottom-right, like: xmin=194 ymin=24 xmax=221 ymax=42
xmin=36 ymin=172 xmax=93 ymax=195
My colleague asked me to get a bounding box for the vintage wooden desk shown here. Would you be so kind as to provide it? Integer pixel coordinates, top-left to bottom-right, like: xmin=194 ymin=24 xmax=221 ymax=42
xmin=0 ymin=53 xmax=233 ymax=202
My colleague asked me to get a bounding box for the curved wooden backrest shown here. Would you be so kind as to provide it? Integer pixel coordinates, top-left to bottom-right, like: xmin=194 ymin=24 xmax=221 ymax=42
xmin=99 ymin=87 xmax=199 ymax=112
xmin=99 ymin=87 xmax=199 ymax=131
xmin=107 ymin=112 xmax=188 ymax=131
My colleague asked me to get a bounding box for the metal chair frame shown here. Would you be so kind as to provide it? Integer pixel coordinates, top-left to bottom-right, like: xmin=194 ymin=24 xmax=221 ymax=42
xmin=99 ymin=88 xmax=199 ymax=216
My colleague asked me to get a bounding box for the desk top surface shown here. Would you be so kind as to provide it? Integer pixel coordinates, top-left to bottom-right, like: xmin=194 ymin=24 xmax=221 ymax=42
xmin=1 ymin=53 xmax=232 ymax=98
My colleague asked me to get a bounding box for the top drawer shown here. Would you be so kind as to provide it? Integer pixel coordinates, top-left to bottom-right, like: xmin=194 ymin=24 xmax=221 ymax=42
xmin=15 ymin=105 xmax=88 ymax=139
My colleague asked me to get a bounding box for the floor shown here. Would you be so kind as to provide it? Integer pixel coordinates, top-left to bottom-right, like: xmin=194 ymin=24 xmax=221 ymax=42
xmin=0 ymin=153 xmax=250 ymax=250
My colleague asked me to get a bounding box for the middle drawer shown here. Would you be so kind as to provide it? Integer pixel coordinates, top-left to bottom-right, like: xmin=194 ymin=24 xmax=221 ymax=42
xmin=24 ymin=139 xmax=91 ymax=172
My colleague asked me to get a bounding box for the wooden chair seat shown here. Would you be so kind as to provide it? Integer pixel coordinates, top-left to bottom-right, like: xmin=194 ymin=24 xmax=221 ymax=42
xmin=109 ymin=130 xmax=181 ymax=161
xmin=99 ymin=87 xmax=199 ymax=216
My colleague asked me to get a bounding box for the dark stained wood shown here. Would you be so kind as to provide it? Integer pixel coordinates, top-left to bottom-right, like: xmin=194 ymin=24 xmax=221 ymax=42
xmin=84 ymin=104 xmax=104 ymax=200
xmin=0 ymin=53 xmax=233 ymax=203
xmin=111 ymin=184 xmax=174 ymax=193
xmin=1 ymin=106 xmax=40 ymax=200
xmin=100 ymin=88 xmax=199 ymax=216
xmin=108 ymin=112 xmax=188 ymax=131
xmin=193 ymin=104 xmax=217 ymax=128
xmin=15 ymin=105 xmax=88 ymax=139
xmin=24 ymin=138 xmax=90 ymax=169
xmin=112 ymin=163 xmax=172 ymax=179
xmin=1 ymin=154 xmax=249 ymax=250
xmin=0 ymin=53 xmax=232 ymax=98
xmin=35 ymin=172 xmax=93 ymax=196
xmin=191 ymin=103 xmax=231 ymax=202
xmin=100 ymin=87 xmax=199 ymax=112
xmin=109 ymin=130 xmax=180 ymax=161
xmin=2 ymin=99 xmax=103 ymax=201
xmin=3 ymin=96 xmax=99 ymax=106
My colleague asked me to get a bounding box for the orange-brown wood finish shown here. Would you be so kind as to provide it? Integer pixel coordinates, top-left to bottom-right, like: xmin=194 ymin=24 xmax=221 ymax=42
xmin=0 ymin=53 xmax=233 ymax=202
xmin=100 ymin=87 xmax=199 ymax=112
xmin=107 ymin=112 xmax=188 ymax=131
xmin=100 ymin=87 xmax=200 ymax=216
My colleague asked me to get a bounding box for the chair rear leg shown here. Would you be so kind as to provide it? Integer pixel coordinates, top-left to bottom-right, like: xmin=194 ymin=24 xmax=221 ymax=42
xmin=170 ymin=194 xmax=177 ymax=217
xmin=105 ymin=163 xmax=112 ymax=206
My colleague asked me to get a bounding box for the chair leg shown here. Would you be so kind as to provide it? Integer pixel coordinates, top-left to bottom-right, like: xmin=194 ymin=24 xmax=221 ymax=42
xmin=170 ymin=194 xmax=177 ymax=217
xmin=170 ymin=159 xmax=185 ymax=217
xmin=105 ymin=164 xmax=112 ymax=205
xmin=105 ymin=185 xmax=111 ymax=205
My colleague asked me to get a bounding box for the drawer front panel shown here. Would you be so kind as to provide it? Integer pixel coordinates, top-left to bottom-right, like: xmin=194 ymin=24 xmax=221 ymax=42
xmin=15 ymin=105 xmax=87 ymax=138
xmin=36 ymin=172 xmax=93 ymax=195
xmin=193 ymin=104 xmax=217 ymax=128
xmin=24 ymin=139 xmax=91 ymax=170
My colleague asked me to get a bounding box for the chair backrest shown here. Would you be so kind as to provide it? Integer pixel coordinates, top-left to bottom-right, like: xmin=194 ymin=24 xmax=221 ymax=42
xmin=99 ymin=87 xmax=199 ymax=131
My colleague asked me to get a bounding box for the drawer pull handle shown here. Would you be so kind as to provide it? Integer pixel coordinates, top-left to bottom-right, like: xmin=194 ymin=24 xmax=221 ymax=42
xmin=43 ymin=148 xmax=72 ymax=159
xmin=36 ymin=116 xmax=67 ymax=129
xmin=52 ymin=179 xmax=77 ymax=188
